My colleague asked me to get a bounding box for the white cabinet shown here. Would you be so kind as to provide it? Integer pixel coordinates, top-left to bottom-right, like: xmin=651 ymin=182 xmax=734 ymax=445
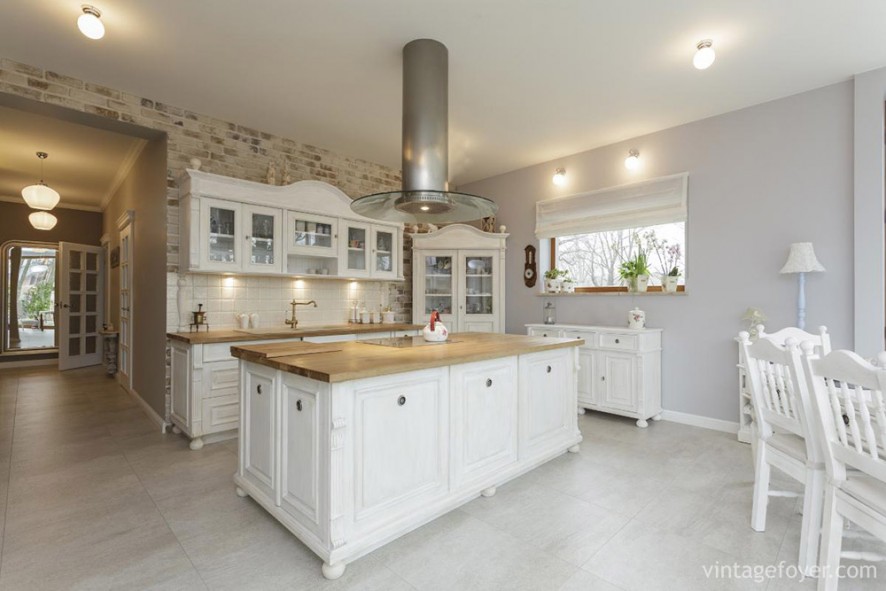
xmin=519 ymin=349 xmax=574 ymax=457
xmin=179 ymin=170 xmax=403 ymax=281
xmin=412 ymin=225 xmax=508 ymax=332
xmin=242 ymin=363 xmax=277 ymax=499
xmin=280 ymin=373 xmax=322 ymax=534
xmin=527 ymin=324 xmax=662 ymax=428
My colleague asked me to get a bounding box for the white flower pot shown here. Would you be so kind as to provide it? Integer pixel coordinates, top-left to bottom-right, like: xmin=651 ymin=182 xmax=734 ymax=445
xmin=636 ymin=275 xmax=649 ymax=293
xmin=663 ymin=276 xmax=679 ymax=293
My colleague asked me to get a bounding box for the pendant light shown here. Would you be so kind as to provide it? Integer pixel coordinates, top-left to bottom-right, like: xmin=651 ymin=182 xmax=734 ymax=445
xmin=29 ymin=211 xmax=58 ymax=231
xmin=21 ymin=152 xmax=60 ymax=210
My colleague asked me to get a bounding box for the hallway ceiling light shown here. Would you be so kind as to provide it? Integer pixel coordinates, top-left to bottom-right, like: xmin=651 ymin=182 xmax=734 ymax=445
xmin=21 ymin=152 xmax=61 ymax=210
xmin=624 ymin=149 xmax=640 ymax=170
xmin=552 ymin=168 xmax=567 ymax=186
xmin=693 ymin=39 xmax=715 ymax=70
xmin=29 ymin=211 xmax=58 ymax=231
xmin=78 ymin=5 xmax=105 ymax=40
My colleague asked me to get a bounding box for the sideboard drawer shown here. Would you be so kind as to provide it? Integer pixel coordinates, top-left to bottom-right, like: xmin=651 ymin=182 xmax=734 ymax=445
xmin=204 ymin=360 xmax=240 ymax=398
xmin=562 ymin=331 xmax=595 ymax=347
xmin=202 ymin=393 xmax=240 ymax=434
xmin=599 ymin=333 xmax=637 ymax=350
xmin=528 ymin=327 xmax=563 ymax=338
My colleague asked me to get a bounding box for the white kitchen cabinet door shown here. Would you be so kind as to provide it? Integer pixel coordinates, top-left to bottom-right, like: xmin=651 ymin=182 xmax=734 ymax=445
xmin=286 ymin=210 xmax=338 ymax=258
xmin=595 ymin=351 xmax=637 ymax=412
xmin=353 ymin=369 xmax=448 ymax=527
xmin=243 ymin=204 xmax=283 ymax=274
xmin=576 ymin=348 xmax=595 ymax=408
xmin=341 ymin=221 xmax=371 ymax=278
xmin=170 ymin=343 xmax=191 ymax=428
xmin=200 ymin=197 xmax=243 ymax=272
xmin=519 ymin=350 xmax=572 ymax=458
xmin=370 ymin=225 xmax=398 ymax=280
xmin=280 ymin=375 xmax=321 ymax=533
xmin=451 ymin=358 xmax=518 ymax=489
xmin=459 ymin=251 xmax=498 ymax=333
xmin=415 ymin=251 xmax=457 ymax=328
xmin=242 ymin=365 xmax=277 ymax=499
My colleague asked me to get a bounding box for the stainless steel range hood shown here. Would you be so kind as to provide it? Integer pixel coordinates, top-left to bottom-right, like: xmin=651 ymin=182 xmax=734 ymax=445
xmin=350 ymin=39 xmax=497 ymax=224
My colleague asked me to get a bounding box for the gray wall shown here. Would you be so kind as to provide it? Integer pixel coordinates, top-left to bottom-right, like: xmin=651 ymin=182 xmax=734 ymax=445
xmin=461 ymin=81 xmax=855 ymax=424
xmin=102 ymin=137 xmax=168 ymax=417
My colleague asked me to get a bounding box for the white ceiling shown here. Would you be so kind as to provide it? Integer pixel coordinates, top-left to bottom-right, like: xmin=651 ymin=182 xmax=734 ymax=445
xmin=2 ymin=1 xmax=886 ymax=185
xmin=0 ymin=105 xmax=146 ymax=210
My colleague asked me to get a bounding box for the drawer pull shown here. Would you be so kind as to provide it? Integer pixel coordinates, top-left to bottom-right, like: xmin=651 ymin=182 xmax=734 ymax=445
xmin=546 ymin=365 xmax=552 ymax=374
xmin=542 ymin=333 xmax=548 ymax=337
xmin=296 ymin=399 xmax=303 ymax=412
xmin=615 ymin=338 xmax=620 ymax=344
xmin=601 ymin=376 xmax=606 ymax=381
xmin=397 ymin=395 xmax=406 ymax=406
xmin=256 ymin=384 xmax=262 ymax=395
xmin=486 ymin=378 xmax=493 ymax=387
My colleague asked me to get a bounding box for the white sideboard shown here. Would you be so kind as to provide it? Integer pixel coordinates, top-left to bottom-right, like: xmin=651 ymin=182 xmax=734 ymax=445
xmin=168 ymin=328 xmax=420 ymax=450
xmin=526 ymin=323 xmax=662 ymax=427
xmin=178 ymin=170 xmax=404 ymax=281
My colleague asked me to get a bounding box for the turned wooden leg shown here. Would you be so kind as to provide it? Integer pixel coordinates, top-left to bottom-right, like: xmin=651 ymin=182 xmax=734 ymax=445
xmin=321 ymin=562 xmax=346 ymax=580
xmin=189 ymin=437 xmax=204 ymax=451
xmin=577 ymin=406 xmax=586 ymax=415
xmin=567 ymin=444 xmax=580 ymax=453
xmin=235 ymin=486 xmax=248 ymax=498
xmin=172 ymin=425 xmax=182 ymax=435
xmin=480 ymin=486 xmax=497 ymax=498
xmin=751 ymin=443 xmax=770 ymax=532
xmin=798 ymin=469 xmax=825 ymax=575
xmin=652 ymin=414 xmax=662 ymax=421
xmin=636 ymin=419 xmax=648 ymax=428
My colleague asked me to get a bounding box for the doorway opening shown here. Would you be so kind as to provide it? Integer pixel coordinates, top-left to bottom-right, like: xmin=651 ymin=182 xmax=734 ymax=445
xmin=2 ymin=241 xmax=58 ymax=354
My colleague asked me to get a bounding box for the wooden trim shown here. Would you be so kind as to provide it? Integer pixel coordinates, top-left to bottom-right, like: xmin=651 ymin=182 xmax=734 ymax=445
xmin=549 ymin=237 xmax=556 ymax=270
xmin=574 ymin=285 xmax=686 ymax=293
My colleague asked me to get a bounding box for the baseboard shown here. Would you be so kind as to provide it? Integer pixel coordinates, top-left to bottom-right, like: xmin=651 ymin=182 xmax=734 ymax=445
xmin=0 ymin=358 xmax=58 ymax=369
xmin=129 ymin=387 xmax=171 ymax=432
xmin=659 ymin=409 xmax=739 ymax=434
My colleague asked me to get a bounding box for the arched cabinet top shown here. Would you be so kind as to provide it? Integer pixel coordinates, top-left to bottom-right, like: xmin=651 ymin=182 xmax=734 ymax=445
xmin=410 ymin=224 xmax=509 ymax=251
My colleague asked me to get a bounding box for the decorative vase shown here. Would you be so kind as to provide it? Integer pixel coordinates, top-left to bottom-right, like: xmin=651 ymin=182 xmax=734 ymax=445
xmin=382 ymin=311 xmax=395 ymax=324
xmin=663 ymin=276 xmax=679 ymax=293
xmin=636 ymin=275 xmax=649 ymax=293
xmin=628 ymin=307 xmax=646 ymax=329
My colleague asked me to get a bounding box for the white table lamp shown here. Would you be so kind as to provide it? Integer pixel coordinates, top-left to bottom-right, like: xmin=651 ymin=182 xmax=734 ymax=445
xmin=779 ymin=242 xmax=825 ymax=330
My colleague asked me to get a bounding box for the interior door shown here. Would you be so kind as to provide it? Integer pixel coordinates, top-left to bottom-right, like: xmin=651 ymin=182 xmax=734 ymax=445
xmin=118 ymin=224 xmax=132 ymax=389
xmin=58 ymin=242 xmax=103 ymax=371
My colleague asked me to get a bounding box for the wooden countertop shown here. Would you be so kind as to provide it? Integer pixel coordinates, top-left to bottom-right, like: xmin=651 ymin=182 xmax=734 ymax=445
xmin=167 ymin=323 xmax=423 ymax=345
xmin=231 ymin=332 xmax=583 ymax=383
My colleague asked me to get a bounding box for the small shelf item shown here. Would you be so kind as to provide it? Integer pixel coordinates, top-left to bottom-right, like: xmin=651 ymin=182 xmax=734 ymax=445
xmin=543 ymin=300 xmax=557 ymax=325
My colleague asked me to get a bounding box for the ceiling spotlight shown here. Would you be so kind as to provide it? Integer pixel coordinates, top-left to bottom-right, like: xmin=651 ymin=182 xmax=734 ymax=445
xmin=624 ymin=150 xmax=640 ymax=170
xmin=29 ymin=211 xmax=58 ymax=231
xmin=693 ymin=39 xmax=715 ymax=70
xmin=78 ymin=5 xmax=105 ymax=40
xmin=21 ymin=152 xmax=60 ymax=210
xmin=552 ymin=168 xmax=567 ymax=186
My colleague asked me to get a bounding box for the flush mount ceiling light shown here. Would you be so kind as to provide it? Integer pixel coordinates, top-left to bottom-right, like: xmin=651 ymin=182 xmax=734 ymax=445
xmin=552 ymin=168 xmax=567 ymax=186
xmin=693 ymin=39 xmax=715 ymax=70
xmin=21 ymin=152 xmax=61 ymax=210
xmin=78 ymin=5 xmax=105 ymax=40
xmin=624 ymin=149 xmax=640 ymax=170
xmin=350 ymin=39 xmax=497 ymax=224
xmin=29 ymin=211 xmax=58 ymax=231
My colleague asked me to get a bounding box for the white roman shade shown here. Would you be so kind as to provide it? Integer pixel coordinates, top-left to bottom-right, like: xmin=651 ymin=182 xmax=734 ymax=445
xmin=535 ymin=173 xmax=688 ymax=239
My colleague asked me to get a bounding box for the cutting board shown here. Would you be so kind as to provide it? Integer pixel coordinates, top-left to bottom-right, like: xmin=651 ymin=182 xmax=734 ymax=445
xmin=246 ymin=342 xmax=344 ymax=359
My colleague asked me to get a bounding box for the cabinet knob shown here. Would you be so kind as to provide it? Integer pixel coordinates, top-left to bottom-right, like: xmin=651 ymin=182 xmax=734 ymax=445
xmin=397 ymin=395 xmax=406 ymax=406
xmin=542 ymin=333 xmax=548 ymax=337
xmin=296 ymin=399 xmax=303 ymax=411
xmin=546 ymin=365 xmax=552 ymax=374
xmin=257 ymin=384 xmax=263 ymax=394
xmin=486 ymin=378 xmax=493 ymax=388
xmin=601 ymin=376 xmax=606 ymax=381
xmin=615 ymin=338 xmax=620 ymax=344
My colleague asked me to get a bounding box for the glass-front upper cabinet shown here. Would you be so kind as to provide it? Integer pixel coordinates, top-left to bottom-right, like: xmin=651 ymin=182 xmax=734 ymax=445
xmin=460 ymin=252 xmax=497 ymax=333
xmin=243 ymin=205 xmax=283 ymax=273
xmin=371 ymin=226 xmax=398 ymax=280
xmin=422 ymin=252 xmax=455 ymax=325
xmin=341 ymin=221 xmax=370 ymax=278
xmin=286 ymin=211 xmax=337 ymax=257
xmin=200 ymin=197 xmax=242 ymax=272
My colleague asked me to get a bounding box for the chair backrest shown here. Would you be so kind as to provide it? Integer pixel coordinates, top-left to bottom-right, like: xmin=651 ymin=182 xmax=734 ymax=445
xmin=757 ymin=324 xmax=831 ymax=355
xmin=738 ymin=332 xmax=821 ymax=462
xmin=801 ymin=345 xmax=886 ymax=485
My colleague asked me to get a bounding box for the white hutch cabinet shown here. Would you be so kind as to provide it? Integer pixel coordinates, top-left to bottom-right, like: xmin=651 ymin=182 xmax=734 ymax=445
xmin=179 ymin=170 xmax=403 ymax=280
xmin=412 ymin=225 xmax=508 ymax=332
xmin=527 ymin=324 xmax=662 ymax=427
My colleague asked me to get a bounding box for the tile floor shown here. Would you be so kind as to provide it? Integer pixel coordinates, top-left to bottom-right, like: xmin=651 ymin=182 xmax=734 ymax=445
xmin=0 ymin=366 xmax=883 ymax=590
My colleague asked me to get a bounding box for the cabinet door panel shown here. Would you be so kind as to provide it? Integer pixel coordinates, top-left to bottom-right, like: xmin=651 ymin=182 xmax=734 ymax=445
xmin=520 ymin=351 xmax=572 ymax=457
xmin=202 ymin=394 xmax=239 ymax=434
xmin=341 ymin=221 xmax=371 ymax=278
xmin=281 ymin=377 xmax=320 ymax=529
xmin=170 ymin=345 xmax=190 ymax=427
xmin=354 ymin=370 xmax=447 ymax=521
xmin=577 ymin=348 xmax=595 ymax=407
xmin=371 ymin=225 xmax=398 ymax=279
xmin=452 ymin=358 xmax=518 ymax=488
xmin=243 ymin=367 xmax=276 ymax=496
xmin=597 ymin=352 xmax=637 ymax=412
xmin=243 ymin=204 xmax=283 ymax=273
xmin=200 ymin=198 xmax=242 ymax=272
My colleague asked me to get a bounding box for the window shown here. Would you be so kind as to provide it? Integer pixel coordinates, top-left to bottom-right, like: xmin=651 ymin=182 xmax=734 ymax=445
xmin=536 ymin=173 xmax=687 ymax=293
xmin=2 ymin=242 xmax=58 ymax=353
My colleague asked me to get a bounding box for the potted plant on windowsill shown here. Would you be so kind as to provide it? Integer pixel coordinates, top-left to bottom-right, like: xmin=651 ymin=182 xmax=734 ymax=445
xmin=619 ymin=254 xmax=651 ymax=292
xmin=544 ymin=268 xmax=569 ymax=293
xmin=663 ymin=266 xmax=680 ymax=293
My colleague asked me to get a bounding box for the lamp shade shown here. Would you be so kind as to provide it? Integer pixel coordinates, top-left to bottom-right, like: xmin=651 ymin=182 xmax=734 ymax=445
xmin=779 ymin=242 xmax=825 ymax=274
xmin=29 ymin=211 xmax=58 ymax=231
xmin=21 ymin=182 xmax=60 ymax=210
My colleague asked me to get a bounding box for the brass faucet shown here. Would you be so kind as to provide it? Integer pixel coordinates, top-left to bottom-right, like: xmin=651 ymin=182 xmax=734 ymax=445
xmin=285 ymin=300 xmax=317 ymax=329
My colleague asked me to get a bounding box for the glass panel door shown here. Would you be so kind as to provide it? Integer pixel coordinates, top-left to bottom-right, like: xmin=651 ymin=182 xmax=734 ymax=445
xmin=2 ymin=243 xmax=57 ymax=353
xmin=201 ymin=198 xmax=241 ymax=271
xmin=461 ymin=253 xmax=496 ymax=333
xmin=58 ymin=242 xmax=103 ymax=371
xmin=341 ymin=222 xmax=370 ymax=277
xmin=286 ymin=211 xmax=337 ymax=256
xmin=371 ymin=226 xmax=397 ymax=279
xmin=244 ymin=205 xmax=282 ymax=273
xmin=423 ymin=255 xmax=453 ymax=318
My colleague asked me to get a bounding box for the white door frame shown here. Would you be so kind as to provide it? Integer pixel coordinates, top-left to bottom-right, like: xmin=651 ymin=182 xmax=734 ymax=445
xmin=117 ymin=210 xmax=134 ymax=392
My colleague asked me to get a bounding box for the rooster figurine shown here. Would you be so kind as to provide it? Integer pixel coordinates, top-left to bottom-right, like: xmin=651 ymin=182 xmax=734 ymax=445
xmin=422 ymin=310 xmax=449 ymax=342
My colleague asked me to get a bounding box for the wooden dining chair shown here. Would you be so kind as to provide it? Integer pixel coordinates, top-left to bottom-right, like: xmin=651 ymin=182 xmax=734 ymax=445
xmin=738 ymin=332 xmax=825 ymax=574
xmin=801 ymin=345 xmax=886 ymax=590
xmin=758 ymin=324 xmax=832 ymax=355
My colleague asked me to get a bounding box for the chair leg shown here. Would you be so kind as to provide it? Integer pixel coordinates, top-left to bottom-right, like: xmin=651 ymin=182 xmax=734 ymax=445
xmin=798 ymin=469 xmax=825 ymax=575
xmin=817 ymin=488 xmax=844 ymax=591
xmin=751 ymin=444 xmax=770 ymax=532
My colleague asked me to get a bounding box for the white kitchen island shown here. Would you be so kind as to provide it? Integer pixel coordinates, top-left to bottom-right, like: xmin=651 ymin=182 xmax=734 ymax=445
xmin=230 ymin=332 xmax=583 ymax=579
